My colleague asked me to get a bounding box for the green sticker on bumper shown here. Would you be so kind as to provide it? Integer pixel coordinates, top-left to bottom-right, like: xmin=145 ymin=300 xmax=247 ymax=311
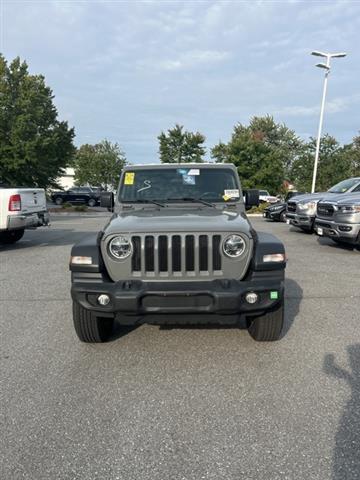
xmin=270 ymin=291 xmax=278 ymax=300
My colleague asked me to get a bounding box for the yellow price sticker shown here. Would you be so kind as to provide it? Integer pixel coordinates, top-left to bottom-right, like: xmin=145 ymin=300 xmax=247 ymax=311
xmin=124 ymin=172 xmax=135 ymax=185
xmin=222 ymin=194 xmax=231 ymax=201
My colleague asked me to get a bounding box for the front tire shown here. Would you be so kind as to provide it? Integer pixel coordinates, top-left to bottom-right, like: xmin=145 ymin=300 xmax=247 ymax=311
xmin=247 ymin=301 xmax=284 ymax=341
xmin=0 ymin=229 xmax=25 ymax=244
xmin=87 ymin=198 xmax=96 ymax=207
xmin=54 ymin=197 xmax=63 ymax=205
xmin=73 ymin=302 xmax=114 ymax=343
xmin=280 ymin=211 xmax=287 ymax=223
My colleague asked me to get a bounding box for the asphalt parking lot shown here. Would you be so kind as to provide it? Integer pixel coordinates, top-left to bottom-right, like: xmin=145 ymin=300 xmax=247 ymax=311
xmin=1 ymin=214 xmax=360 ymax=480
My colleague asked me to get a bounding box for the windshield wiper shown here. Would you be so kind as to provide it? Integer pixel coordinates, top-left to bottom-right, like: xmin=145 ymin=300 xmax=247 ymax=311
xmin=134 ymin=199 xmax=165 ymax=207
xmin=166 ymin=197 xmax=215 ymax=208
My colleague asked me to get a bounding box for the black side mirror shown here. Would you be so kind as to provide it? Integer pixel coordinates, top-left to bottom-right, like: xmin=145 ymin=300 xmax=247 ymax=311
xmin=244 ymin=189 xmax=259 ymax=210
xmin=100 ymin=192 xmax=114 ymax=212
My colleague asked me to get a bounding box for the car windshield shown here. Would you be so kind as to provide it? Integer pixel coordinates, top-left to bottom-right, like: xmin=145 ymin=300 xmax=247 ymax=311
xmin=259 ymin=190 xmax=269 ymax=196
xmin=328 ymin=178 xmax=360 ymax=193
xmin=119 ymin=167 xmax=240 ymax=203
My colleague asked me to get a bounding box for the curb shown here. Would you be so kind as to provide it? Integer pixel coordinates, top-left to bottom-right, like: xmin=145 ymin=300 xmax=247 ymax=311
xmin=50 ymin=212 xmax=110 ymax=217
xmin=247 ymin=214 xmax=264 ymax=217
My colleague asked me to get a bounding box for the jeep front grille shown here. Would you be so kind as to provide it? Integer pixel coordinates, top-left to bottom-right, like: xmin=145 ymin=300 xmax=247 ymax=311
xmin=287 ymin=202 xmax=296 ymax=213
xmin=317 ymin=203 xmax=334 ymax=217
xmin=131 ymin=234 xmax=223 ymax=277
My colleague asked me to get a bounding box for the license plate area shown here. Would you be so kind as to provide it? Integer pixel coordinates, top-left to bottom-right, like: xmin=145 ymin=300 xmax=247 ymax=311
xmin=141 ymin=293 xmax=213 ymax=312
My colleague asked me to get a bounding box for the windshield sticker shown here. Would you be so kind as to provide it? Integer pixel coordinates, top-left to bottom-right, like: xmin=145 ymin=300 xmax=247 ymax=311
xmin=223 ymin=194 xmax=231 ymax=201
xmin=183 ymin=174 xmax=196 ymax=185
xmin=124 ymin=172 xmax=135 ymax=185
xmin=177 ymin=168 xmax=188 ymax=176
xmin=224 ymin=189 xmax=239 ymax=198
xmin=188 ymin=168 xmax=200 ymax=176
xmin=137 ymin=179 xmax=152 ymax=193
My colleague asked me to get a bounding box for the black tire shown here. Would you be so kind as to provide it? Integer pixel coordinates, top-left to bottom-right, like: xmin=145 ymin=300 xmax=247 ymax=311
xmin=247 ymin=301 xmax=284 ymax=341
xmin=87 ymin=198 xmax=96 ymax=207
xmin=0 ymin=229 xmax=25 ymax=244
xmin=55 ymin=197 xmax=63 ymax=205
xmin=280 ymin=211 xmax=287 ymax=223
xmin=73 ymin=302 xmax=114 ymax=343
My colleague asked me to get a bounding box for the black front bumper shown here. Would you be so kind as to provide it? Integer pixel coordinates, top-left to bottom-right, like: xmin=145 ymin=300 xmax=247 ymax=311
xmin=71 ymin=272 xmax=284 ymax=322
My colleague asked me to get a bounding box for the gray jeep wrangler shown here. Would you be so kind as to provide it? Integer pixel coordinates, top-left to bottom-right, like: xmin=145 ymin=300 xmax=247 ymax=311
xmin=70 ymin=164 xmax=286 ymax=343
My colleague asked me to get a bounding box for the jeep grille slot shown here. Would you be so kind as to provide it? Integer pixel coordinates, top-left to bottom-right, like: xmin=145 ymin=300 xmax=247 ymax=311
xmin=158 ymin=236 xmax=168 ymax=272
xmin=130 ymin=234 xmax=224 ymax=277
xmin=172 ymin=235 xmax=181 ymax=272
xmin=212 ymin=235 xmax=222 ymax=270
xmin=185 ymin=235 xmax=195 ymax=271
xmin=145 ymin=236 xmax=155 ymax=271
xmin=131 ymin=236 xmax=141 ymax=271
xmin=199 ymin=235 xmax=208 ymax=271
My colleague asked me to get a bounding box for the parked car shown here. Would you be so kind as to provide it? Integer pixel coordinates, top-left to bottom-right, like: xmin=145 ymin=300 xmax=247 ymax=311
xmin=286 ymin=177 xmax=360 ymax=232
xmin=0 ymin=186 xmax=50 ymax=244
xmin=263 ymin=191 xmax=305 ymax=222
xmin=69 ymin=163 xmax=287 ymax=344
xmin=259 ymin=190 xmax=278 ymax=204
xmin=314 ymin=193 xmax=360 ymax=245
xmin=51 ymin=186 xmax=101 ymax=207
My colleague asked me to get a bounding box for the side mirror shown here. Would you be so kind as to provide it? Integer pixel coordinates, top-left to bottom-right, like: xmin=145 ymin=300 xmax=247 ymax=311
xmin=244 ymin=189 xmax=259 ymax=210
xmin=100 ymin=191 xmax=114 ymax=212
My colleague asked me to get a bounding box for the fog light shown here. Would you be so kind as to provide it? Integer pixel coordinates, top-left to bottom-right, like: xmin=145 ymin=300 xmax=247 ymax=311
xmin=98 ymin=294 xmax=110 ymax=306
xmin=245 ymin=292 xmax=258 ymax=304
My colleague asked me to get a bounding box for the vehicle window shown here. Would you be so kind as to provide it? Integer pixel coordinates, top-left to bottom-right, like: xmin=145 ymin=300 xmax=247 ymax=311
xmin=328 ymin=179 xmax=360 ymax=193
xmin=259 ymin=190 xmax=269 ymax=196
xmin=119 ymin=168 xmax=240 ymax=203
xmin=351 ymin=183 xmax=360 ymax=192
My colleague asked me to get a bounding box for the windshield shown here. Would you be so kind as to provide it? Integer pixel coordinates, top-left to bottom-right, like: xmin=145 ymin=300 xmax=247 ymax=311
xmin=328 ymin=178 xmax=360 ymax=193
xmin=119 ymin=167 xmax=240 ymax=203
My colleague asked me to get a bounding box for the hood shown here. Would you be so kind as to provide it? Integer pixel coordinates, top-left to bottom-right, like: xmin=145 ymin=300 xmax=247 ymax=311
xmin=323 ymin=192 xmax=360 ymax=206
xmin=266 ymin=201 xmax=286 ymax=210
xmin=288 ymin=192 xmax=335 ymax=204
xmin=103 ymin=207 xmax=252 ymax=237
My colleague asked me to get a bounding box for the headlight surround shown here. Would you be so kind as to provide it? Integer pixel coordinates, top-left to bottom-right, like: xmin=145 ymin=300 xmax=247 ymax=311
xmin=339 ymin=205 xmax=360 ymax=214
xmin=298 ymin=201 xmax=317 ymax=214
xmin=108 ymin=235 xmax=132 ymax=260
xmin=223 ymin=234 xmax=246 ymax=258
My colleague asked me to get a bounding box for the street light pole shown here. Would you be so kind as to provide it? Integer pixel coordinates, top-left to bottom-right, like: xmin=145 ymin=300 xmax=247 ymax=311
xmin=310 ymin=51 xmax=347 ymax=193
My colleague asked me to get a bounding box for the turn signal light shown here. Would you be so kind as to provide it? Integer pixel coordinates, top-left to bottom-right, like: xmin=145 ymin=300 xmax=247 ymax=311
xmin=263 ymin=253 xmax=286 ymax=263
xmin=8 ymin=194 xmax=21 ymax=211
xmin=70 ymin=256 xmax=92 ymax=265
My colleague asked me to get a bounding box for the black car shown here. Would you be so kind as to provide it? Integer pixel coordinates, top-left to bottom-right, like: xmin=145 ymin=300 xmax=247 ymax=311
xmin=51 ymin=187 xmax=102 ymax=207
xmin=263 ymin=192 xmax=305 ymax=222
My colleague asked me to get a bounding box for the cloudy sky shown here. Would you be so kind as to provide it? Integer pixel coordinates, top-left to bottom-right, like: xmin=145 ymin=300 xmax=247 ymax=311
xmin=1 ymin=0 xmax=360 ymax=163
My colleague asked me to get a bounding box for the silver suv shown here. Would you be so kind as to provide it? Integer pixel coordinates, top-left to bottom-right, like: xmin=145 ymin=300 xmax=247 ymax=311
xmin=70 ymin=164 xmax=286 ymax=343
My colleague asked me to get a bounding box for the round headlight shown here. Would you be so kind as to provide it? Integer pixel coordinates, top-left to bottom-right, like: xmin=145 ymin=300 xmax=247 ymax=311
xmin=223 ymin=234 xmax=246 ymax=258
xmin=108 ymin=236 xmax=132 ymax=259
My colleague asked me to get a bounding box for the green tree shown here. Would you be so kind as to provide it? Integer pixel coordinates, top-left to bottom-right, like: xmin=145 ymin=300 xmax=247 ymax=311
xmin=289 ymin=135 xmax=352 ymax=192
xmin=74 ymin=140 xmax=127 ymax=190
xmin=158 ymin=124 xmax=206 ymax=163
xmin=211 ymin=116 xmax=301 ymax=193
xmin=0 ymin=55 xmax=75 ymax=188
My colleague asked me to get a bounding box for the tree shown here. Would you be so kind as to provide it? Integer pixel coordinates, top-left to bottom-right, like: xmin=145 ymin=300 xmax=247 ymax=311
xmin=289 ymin=135 xmax=352 ymax=192
xmin=211 ymin=116 xmax=302 ymax=193
xmin=158 ymin=124 xmax=206 ymax=163
xmin=74 ymin=140 xmax=127 ymax=190
xmin=0 ymin=55 xmax=75 ymax=188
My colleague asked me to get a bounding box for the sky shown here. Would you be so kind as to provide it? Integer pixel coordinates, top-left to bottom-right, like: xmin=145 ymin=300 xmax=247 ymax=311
xmin=1 ymin=0 xmax=360 ymax=164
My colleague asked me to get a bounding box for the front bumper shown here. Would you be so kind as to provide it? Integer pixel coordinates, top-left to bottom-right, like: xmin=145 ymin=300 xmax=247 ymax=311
xmin=286 ymin=212 xmax=314 ymax=229
xmin=314 ymin=219 xmax=360 ymax=243
xmin=6 ymin=211 xmax=50 ymax=231
xmin=71 ymin=274 xmax=284 ymax=323
xmin=263 ymin=210 xmax=282 ymax=221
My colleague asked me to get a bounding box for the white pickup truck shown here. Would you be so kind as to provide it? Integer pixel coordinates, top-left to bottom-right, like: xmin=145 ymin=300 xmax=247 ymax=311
xmin=0 ymin=187 xmax=50 ymax=244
